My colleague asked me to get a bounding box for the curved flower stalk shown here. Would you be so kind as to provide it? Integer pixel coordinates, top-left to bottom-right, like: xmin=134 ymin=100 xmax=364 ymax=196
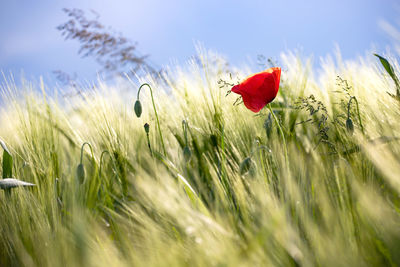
xmin=77 ymin=142 xmax=94 ymax=184
xmin=182 ymin=120 xmax=191 ymax=162
xmin=132 ymin=82 xmax=166 ymax=156
xmin=346 ymin=96 xmax=364 ymax=135
xmin=98 ymin=150 xmax=120 ymax=200
xmin=267 ymin=104 xmax=288 ymax=163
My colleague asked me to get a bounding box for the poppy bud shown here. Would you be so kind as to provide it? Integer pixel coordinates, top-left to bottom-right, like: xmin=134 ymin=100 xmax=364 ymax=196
xmin=144 ymin=123 xmax=150 ymax=134
xmin=76 ymin=163 xmax=85 ymax=184
xmin=210 ymin=134 xmax=218 ymax=148
xmin=183 ymin=146 xmax=191 ymax=162
xmin=239 ymin=157 xmax=254 ymax=175
xmin=346 ymin=118 xmax=354 ymax=135
xmin=134 ymin=100 xmax=142 ymax=118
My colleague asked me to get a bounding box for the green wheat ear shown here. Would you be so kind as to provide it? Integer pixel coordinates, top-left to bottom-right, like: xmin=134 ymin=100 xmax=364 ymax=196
xmin=0 ymin=139 xmax=13 ymax=178
xmin=127 ymin=79 xmax=166 ymax=156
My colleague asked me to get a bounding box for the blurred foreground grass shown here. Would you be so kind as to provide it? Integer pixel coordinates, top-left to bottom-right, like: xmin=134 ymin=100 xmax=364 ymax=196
xmin=0 ymin=49 xmax=400 ymax=266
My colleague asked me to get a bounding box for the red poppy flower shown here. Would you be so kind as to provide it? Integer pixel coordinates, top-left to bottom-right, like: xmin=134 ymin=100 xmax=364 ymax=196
xmin=231 ymin=67 xmax=281 ymax=113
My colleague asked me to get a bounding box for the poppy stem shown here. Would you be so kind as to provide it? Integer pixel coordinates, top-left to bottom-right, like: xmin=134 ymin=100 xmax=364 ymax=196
xmin=137 ymin=83 xmax=166 ymax=156
xmin=80 ymin=142 xmax=94 ymax=164
xmin=99 ymin=150 xmax=110 ymax=198
xmin=267 ymin=104 xmax=289 ymax=164
xmin=146 ymin=131 xmax=153 ymax=156
xmin=250 ymin=145 xmax=271 ymax=157
xmin=99 ymin=150 xmax=118 ymax=181
xmin=182 ymin=120 xmax=188 ymax=146
xmin=347 ymin=96 xmax=364 ymax=134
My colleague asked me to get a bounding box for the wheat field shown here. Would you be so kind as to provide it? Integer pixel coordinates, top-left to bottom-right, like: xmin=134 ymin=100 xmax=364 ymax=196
xmin=0 ymin=48 xmax=400 ymax=266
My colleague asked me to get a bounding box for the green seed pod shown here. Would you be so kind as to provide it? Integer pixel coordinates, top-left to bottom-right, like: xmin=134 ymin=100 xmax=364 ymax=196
xmin=210 ymin=134 xmax=218 ymax=148
xmin=134 ymin=100 xmax=142 ymax=118
xmin=76 ymin=163 xmax=85 ymax=184
xmin=183 ymin=146 xmax=191 ymax=162
xmin=239 ymin=157 xmax=254 ymax=175
xmin=346 ymin=118 xmax=354 ymax=135
xmin=144 ymin=123 xmax=150 ymax=134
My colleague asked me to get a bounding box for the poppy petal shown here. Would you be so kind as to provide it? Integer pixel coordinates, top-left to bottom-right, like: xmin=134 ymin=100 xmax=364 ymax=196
xmin=231 ymin=67 xmax=281 ymax=113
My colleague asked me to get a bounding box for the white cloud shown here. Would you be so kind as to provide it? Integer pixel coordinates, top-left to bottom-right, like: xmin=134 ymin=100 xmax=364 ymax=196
xmin=378 ymin=19 xmax=400 ymax=42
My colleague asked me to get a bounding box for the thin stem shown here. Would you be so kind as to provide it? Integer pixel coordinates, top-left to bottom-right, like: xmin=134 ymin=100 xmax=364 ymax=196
xmin=98 ymin=150 xmax=110 ymax=201
xmin=182 ymin=120 xmax=188 ymax=145
xmin=137 ymin=83 xmax=166 ymax=156
xmin=250 ymin=145 xmax=271 ymax=157
xmin=251 ymin=144 xmax=270 ymax=183
xmin=146 ymin=133 xmax=153 ymax=155
xmin=99 ymin=150 xmax=118 ymax=180
xmin=221 ymin=124 xmax=225 ymax=175
xmin=80 ymin=142 xmax=94 ymax=164
xmin=267 ymin=104 xmax=289 ymax=164
xmin=99 ymin=150 xmax=110 ymax=180
xmin=267 ymin=104 xmax=289 ymax=203
xmin=347 ymin=97 xmax=352 ymax=119
xmin=347 ymin=96 xmax=365 ymax=134
xmin=54 ymin=178 xmax=60 ymax=206
xmin=99 ymin=150 xmax=119 ymax=195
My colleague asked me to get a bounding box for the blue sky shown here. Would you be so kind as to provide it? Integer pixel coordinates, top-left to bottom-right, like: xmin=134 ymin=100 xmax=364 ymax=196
xmin=1 ymin=0 xmax=399 ymax=85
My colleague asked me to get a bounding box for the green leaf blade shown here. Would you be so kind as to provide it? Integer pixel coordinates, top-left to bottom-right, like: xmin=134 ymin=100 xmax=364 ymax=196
xmin=0 ymin=140 xmax=13 ymax=178
xmin=374 ymin=53 xmax=400 ymax=96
